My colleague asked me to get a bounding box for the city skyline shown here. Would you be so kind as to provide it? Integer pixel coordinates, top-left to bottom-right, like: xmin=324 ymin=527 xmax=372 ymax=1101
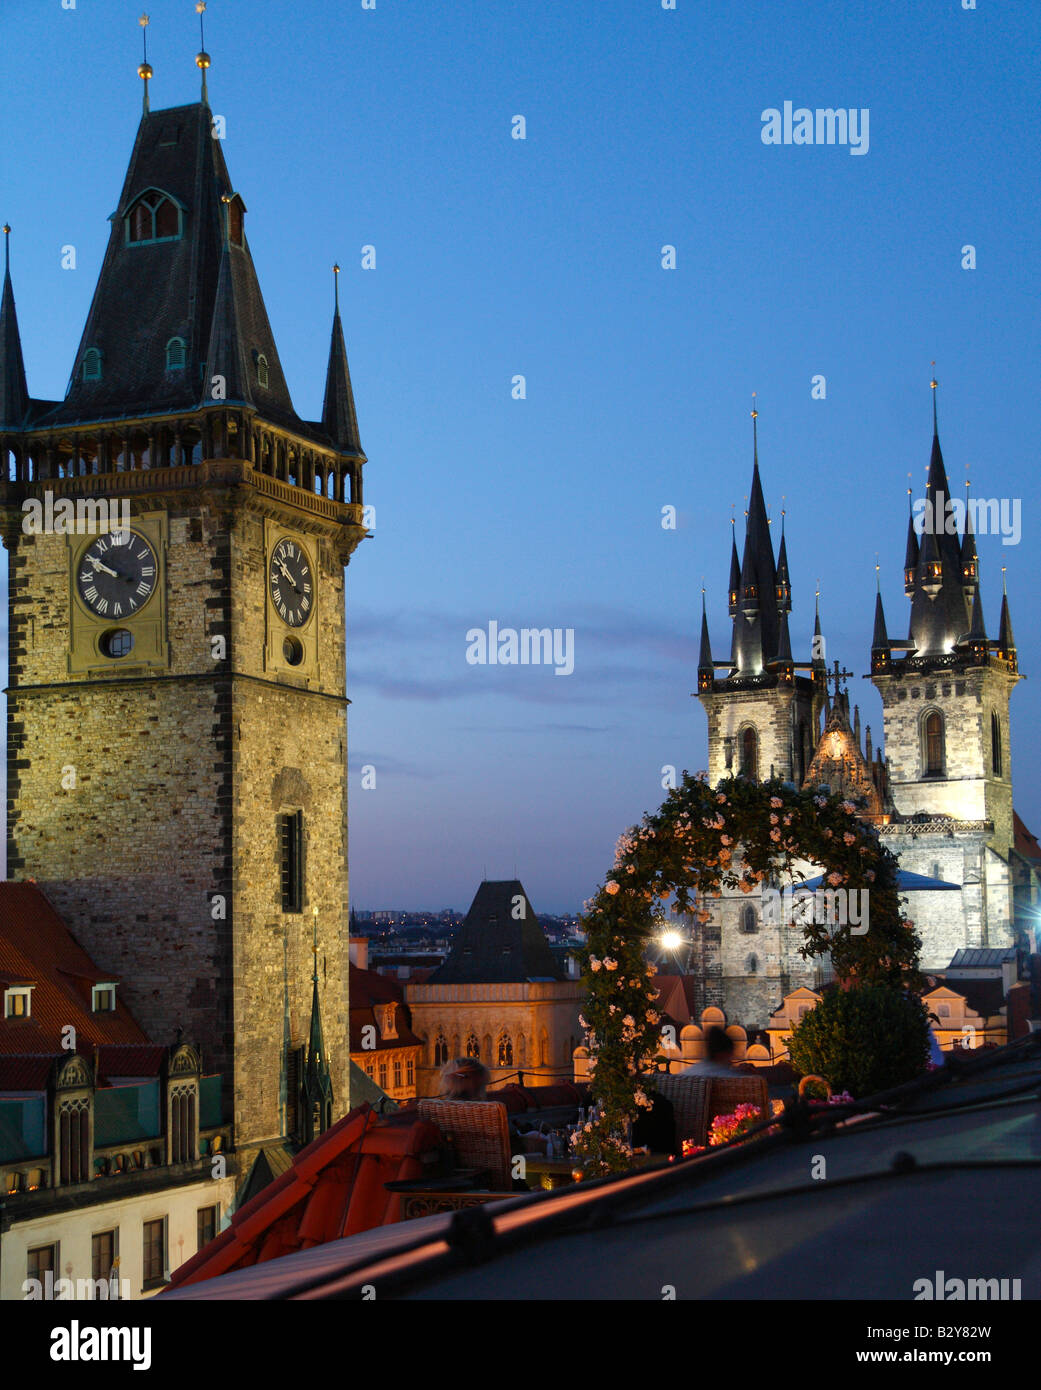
xmin=2 ymin=1 xmax=1038 ymax=913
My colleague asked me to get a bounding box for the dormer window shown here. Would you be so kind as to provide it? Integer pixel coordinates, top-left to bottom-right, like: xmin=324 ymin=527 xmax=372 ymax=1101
xmin=165 ymin=337 xmax=186 ymax=371
xmin=255 ymin=353 xmax=269 ymax=389
xmin=378 ymin=1004 xmax=397 ymax=1040
xmin=227 ymin=195 xmax=245 ymax=247
xmin=125 ymin=190 xmax=183 ymax=245
xmin=4 ymin=987 xmax=33 ymax=1019
xmin=92 ymin=983 xmax=116 ymax=1013
xmin=82 ymin=348 xmax=103 ymax=382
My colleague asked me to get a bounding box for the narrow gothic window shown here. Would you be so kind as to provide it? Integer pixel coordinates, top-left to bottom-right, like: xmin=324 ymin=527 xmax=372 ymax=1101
xmin=434 ymin=1033 xmax=448 ymax=1066
xmin=465 ymin=1032 xmax=480 ymax=1060
xmin=497 ymin=1034 xmax=513 ymax=1067
xmin=82 ymin=348 xmax=102 ymax=382
xmin=280 ymin=811 xmax=304 ymax=913
xmin=256 ymin=353 xmax=269 ymax=389
xmin=924 ymin=711 xmax=944 ymax=776
xmin=741 ymin=904 xmax=758 ymax=934
xmin=746 ymin=953 xmax=758 ymax=974
xmin=165 ymin=337 xmax=186 ymax=371
xmin=740 ymin=726 xmax=758 ymax=779
xmin=991 ymin=713 xmax=1002 ymax=776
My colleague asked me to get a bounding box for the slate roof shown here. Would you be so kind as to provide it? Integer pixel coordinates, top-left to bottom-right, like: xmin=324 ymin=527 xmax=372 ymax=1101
xmin=426 ymin=881 xmax=564 ymax=985
xmin=0 ymin=882 xmax=150 ymax=1056
xmin=11 ymin=100 xmax=357 ymax=452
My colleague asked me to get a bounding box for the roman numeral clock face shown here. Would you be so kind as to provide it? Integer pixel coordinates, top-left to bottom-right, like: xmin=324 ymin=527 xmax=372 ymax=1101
xmin=76 ymin=531 xmax=158 ymax=619
xmin=269 ymin=538 xmax=313 ymax=627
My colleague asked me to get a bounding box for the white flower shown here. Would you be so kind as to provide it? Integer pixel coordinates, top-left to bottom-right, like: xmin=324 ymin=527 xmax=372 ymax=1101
xmin=604 ymin=957 xmax=618 ymax=971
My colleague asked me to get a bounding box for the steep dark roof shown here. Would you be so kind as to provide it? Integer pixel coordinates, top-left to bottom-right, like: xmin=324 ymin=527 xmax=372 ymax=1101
xmin=907 ymin=425 xmax=970 ymax=658
xmin=321 ymin=304 xmax=363 ymax=455
xmin=426 ymin=881 xmax=563 ymax=985
xmin=871 ymin=590 xmax=889 ymax=651
xmin=697 ymin=594 xmax=713 ymax=673
xmin=0 ymin=240 xmax=29 ymax=428
xmin=731 ymin=454 xmax=780 ymax=676
xmin=33 ymin=101 xmax=336 ymax=443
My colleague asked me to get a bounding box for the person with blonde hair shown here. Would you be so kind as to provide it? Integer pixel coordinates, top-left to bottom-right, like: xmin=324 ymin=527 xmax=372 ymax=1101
xmin=438 ymin=1056 xmax=489 ymax=1100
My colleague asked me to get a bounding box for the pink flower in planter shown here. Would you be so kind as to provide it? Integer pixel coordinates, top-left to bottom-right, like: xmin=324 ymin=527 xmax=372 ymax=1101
xmin=604 ymin=881 xmax=620 ymax=896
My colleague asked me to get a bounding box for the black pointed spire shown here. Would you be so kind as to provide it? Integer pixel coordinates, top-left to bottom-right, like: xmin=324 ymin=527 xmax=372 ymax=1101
xmin=812 ymin=590 xmax=826 ymax=671
xmin=727 ymin=520 xmax=740 ymax=616
xmin=775 ymin=517 xmax=792 ymax=612
xmin=907 ymin=379 xmax=970 ymax=659
xmin=773 ymin=602 xmax=794 ymax=674
xmin=871 ymin=589 xmax=889 ymax=651
xmin=960 ymin=477 xmax=978 ymax=597
xmin=904 ymin=486 xmax=919 ymax=594
xmin=698 ymin=590 xmax=713 ymax=692
xmin=203 ymin=205 xmax=252 ymax=408
xmin=321 ymin=264 xmax=363 ymax=455
xmin=301 ymin=913 xmax=334 ymax=1144
xmin=0 ymin=226 xmax=29 ymax=429
xmin=997 ymin=573 xmax=1016 ymax=671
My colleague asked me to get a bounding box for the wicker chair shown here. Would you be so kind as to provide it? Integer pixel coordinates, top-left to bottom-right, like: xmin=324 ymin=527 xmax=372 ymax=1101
xmin=646 ymin=1073 xmax=712 ymax=1148
xmin=415 ymin=1099 xmax=513 ymax=1192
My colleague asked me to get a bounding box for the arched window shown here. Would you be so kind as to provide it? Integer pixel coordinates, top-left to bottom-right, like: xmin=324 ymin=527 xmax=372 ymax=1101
xmin=125 ymin=190 xmax=182 ymax=244
xmin=991 ymin=712 xmax=1002 ymax=776
xmin=923 ymin=710 xmax=945 ymax=776
xmin=741 ymin=904 xmax=758 ymax=934
xmin=165 ymin=336 xmax=186 ymax=371
xmin=433 ymin=1033 xmax=448 ymax=1066
xmin=82 ymin=348 xmax=102 ymax=382
xmin=497 ymin=1033 xmax=513 ymax=1068
xmin=745 ymin=953 xmax=758 ymax=974
xmin=465 ymin=1032 xmax=480 ymax=1060
xmin=59 ymin=1102 xmax=90 ymax=1185
xmin=256 ymin=353 xmax=269 ymax=389
xmin=740 ymin=726 xmax=758 ymax=780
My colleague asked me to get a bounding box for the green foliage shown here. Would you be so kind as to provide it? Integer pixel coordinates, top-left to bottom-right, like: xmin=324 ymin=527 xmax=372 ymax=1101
xmin=787 ymin=984 xmax=932 ymax=1097
xmin=574 ymin=772 xmax=923 ymax=1176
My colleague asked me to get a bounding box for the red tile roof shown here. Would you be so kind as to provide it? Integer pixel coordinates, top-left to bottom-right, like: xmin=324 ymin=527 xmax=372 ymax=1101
xmin=1014 ymin=812 xmax=1041 ymax=863
xmin=164 ymin=1103 xmax=442 ymax=1290
xmin=0 ymin=1054 xmax=55 ymax=1091
xmin=0 ymin=883 xmax=150 ymax=1057
xmin=348 ymin=963 xmax=424 ymax=1053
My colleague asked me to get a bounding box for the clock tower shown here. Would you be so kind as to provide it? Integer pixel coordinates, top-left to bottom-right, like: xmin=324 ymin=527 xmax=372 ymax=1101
xmin=0 ymin=70 xmax=366 ymax=1151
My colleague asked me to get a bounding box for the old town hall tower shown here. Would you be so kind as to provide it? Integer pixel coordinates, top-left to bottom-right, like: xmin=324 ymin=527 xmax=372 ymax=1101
xmin=0 ymin=55 xmax=365 ymax=1148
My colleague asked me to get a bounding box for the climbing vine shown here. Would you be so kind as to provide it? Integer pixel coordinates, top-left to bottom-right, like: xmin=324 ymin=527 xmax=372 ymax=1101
xmin=572 ymin=772 xmax=920 ymax=1175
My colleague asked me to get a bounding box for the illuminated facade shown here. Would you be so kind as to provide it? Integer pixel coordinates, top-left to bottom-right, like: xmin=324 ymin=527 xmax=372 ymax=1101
xmin=693 ymin=398 xmax=1032 ymax=1025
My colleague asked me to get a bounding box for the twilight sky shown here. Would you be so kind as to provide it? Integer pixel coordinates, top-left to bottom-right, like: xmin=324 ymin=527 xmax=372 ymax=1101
xmin=2 ymin=0 xmax=1038 ymax=912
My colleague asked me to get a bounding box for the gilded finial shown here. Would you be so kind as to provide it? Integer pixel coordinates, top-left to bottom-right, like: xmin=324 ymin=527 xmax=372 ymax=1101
xmin=138 ymin=14 xmax=152 ymax=114
xmin=875 ymin=553 xmax=881 ymax=591
xmin=1002 ymin=565 xmax=1007 ymax=595
xmin=196 ymin=1 xmax=211 ymax=105
xmin=333 ymin=262 xmax=341 ymax=313
xmin=930 ymin=361 xmax=938 ymax=434
xmin=2 ymin=224 xmax=10 ymax=276
xmin=751 ymin=392 xmax=758 ymax=463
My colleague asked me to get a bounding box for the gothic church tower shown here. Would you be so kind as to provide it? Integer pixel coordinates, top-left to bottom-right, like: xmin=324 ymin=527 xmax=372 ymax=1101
xmin=869 ymin=387 xmax=1019 ymax=965
xmin=0 ymin=57 xmax=366 ymax=1149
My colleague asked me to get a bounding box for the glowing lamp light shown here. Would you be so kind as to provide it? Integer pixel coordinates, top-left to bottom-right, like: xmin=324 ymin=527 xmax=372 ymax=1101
xmin=661 ymin=930 xmax=684 ymax=951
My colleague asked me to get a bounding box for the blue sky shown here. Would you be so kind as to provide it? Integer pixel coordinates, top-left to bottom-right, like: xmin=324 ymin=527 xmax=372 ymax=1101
xmin=2 ymin=0 xmax=1038 ymax=912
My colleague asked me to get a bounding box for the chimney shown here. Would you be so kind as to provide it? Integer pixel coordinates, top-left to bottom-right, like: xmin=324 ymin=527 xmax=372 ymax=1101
xmin=348 ymin=936 xmax=369 ymax=970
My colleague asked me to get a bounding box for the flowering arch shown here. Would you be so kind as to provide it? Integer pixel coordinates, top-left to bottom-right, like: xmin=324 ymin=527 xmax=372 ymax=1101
xmin=573 ymin=773 xmax=919 ymax=1174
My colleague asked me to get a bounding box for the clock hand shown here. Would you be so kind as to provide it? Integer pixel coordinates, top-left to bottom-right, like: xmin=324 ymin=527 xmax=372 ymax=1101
xmin=276 ymin=560 xmax=301 ymax=592
xmin=87 ymin=555 xmax=120 ymax=579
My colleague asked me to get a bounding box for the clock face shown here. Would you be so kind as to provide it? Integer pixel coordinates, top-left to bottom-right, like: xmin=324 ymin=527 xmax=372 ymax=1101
xmin=268 ymin=536 xmax=313 ymax=628
xmin=76 ymin=529 xmax=158 ymax=620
